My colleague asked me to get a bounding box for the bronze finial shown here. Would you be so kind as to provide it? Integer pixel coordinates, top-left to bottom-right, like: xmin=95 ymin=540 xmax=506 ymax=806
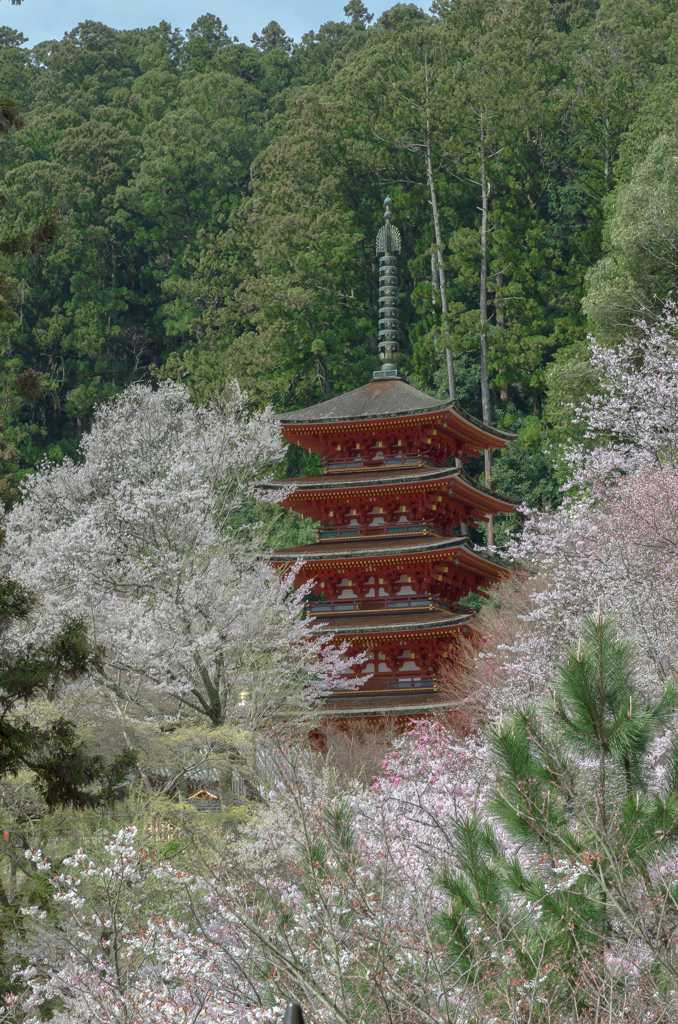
xmin=374 ymin=197 xmax=402 ymax=380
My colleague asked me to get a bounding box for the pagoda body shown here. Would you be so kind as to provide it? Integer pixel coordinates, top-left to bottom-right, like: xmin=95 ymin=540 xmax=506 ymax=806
xmin=263 ymin=198 xmax=516 ymax=717
xmin=265 ymin=377 xmax=516 ymax=717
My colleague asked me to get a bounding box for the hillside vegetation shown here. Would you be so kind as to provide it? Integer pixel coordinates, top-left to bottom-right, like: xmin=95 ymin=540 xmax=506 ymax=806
xmin=6 ymin=6 xmax=678 ymax=1019
xmin=0 ymin=0 xmax=676 ymax=506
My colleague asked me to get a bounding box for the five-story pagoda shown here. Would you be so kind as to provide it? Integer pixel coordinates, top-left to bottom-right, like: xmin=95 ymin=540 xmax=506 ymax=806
xmin=262 ymin=199 xmax=516 ymax=717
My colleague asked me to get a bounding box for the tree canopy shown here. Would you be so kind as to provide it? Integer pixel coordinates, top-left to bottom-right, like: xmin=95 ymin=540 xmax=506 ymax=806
xmin=0 ymin=2 xmax=675 ymax=510
xmin=0 ymin=558 xmax=134 ymax=807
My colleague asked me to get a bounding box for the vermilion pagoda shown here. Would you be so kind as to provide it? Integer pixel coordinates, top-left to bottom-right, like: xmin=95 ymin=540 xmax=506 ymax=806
xmin=263 ymin=199 xmax=516 ymax=717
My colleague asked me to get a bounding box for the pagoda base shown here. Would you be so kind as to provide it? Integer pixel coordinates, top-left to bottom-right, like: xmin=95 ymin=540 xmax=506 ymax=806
xmin=372 ymin=368 xmax=404 ymax=380
xmin=321 ymin=686 xmax=456 ymax=717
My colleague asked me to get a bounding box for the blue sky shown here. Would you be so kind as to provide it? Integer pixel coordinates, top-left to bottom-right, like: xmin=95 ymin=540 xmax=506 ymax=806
xmin=0 ymin=0 xmax=405 ymax=47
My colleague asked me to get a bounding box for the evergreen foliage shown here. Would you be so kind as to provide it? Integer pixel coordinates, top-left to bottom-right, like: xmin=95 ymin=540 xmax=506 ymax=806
xmin=0 ymin=557 xmax=134 ymax=807
xmin=0 ymin=2 xmax=673 ymax=512
xmin=440 ymin=616 xmax=678 ymax=1012
xmin=584 ymin=133 xmax=678 ymax=343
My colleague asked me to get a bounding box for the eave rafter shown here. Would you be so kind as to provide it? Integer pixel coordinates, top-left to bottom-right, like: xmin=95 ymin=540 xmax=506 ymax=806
xmin=315 ymin=617 xmax=470 ymax=653
xmin=268 ymin=376 xmax=516 ymax=705
xmin=283 ymin=416 xmax=469 ymax=467
xmin=260 ymin=467 xmax=515 ymax=532
xmin=270 ymin=540 xmax=508 ymax=610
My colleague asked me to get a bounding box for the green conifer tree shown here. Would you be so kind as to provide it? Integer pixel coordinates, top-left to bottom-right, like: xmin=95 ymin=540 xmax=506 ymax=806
xmin=440 ymin=615 xmax=678 ymax=1016
xmin=0 ymin=563 xmax=135 ymax=808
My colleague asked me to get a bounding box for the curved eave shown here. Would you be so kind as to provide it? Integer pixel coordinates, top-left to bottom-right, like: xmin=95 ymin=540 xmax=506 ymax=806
xmin=311 ymin=611 xmax=470 ymax=640
xmin=451 ymin=471 xmax=516 ymax=515
xmin=258 ymin=466 xmax=516 ymax=515
xmin=281 ymin=403 xmax=515 ymax=452
xmin=259 ymin=466 xmax=459 ymax=493
xmin=269 ymin=536 xmax=508 ymax=582
xmin=445 ymin=403 xmax=516 ymax=449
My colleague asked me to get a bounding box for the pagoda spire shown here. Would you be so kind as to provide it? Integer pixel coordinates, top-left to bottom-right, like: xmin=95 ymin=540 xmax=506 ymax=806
xmin=374 ymin=196 xmax=403 ymax=380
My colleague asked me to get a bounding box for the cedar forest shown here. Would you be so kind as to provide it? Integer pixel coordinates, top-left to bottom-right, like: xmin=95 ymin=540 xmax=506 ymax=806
xmin=6 ymin=3 xmax=678 ymax=1023
xmin=0 ymin=0 xmax=675 ymax=514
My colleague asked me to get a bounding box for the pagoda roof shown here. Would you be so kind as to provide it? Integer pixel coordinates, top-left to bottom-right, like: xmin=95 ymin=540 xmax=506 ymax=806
xmin=278 ymin=377 xmax=516 ymax=444
xmin=261 ymin=465 xmax=517 ymax=515
xmin=310 ymin=608 xmax=469 ymax=638
xmin=269 ymin=535 xmax=507 ymax=580
xmin=320 ymin=689 xmax=459 ymax=717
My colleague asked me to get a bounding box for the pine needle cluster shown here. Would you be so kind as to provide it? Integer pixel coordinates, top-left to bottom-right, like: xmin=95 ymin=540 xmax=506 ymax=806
xmin=440 ymin=615 xmax=678 ymax=1017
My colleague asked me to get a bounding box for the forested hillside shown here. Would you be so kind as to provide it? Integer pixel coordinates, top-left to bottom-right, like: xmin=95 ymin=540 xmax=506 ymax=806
xmin=7 ymin=6 xmax=678 ymax=1017
xmin=0 ymin=0 xmax=676 ymax=507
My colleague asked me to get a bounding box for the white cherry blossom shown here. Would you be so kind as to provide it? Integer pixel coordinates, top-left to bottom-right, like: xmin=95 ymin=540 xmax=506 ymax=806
xmin=4 ymin=381 xmax=360 ymax=727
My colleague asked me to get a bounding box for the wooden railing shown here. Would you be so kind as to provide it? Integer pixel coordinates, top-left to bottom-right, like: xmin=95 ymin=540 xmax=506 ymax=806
xmin=310 ymin=596 xmax=449 ymax=614
xmin=334 ymin=671 xmax=435 ymax=691
xmin=318 ymin=520 xmax=441 ymax=540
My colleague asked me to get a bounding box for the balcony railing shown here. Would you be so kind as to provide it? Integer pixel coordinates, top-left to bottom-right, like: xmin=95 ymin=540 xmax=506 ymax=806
xmin=386 ymin=676 xmax=435 ymax=690
xmin=339 ymin=670 xmax=436 ymax=691
xmin=318 ymin=521 xmax=444 ymax=540
xmin=324 ymin=453 xmax=441 ymax=472
xmin=310 ymin=597 xmax=449 ymax=614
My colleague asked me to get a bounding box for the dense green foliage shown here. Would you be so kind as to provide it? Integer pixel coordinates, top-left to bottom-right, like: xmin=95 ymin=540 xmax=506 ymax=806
xmin=0 ymin=562 xmax=134 ymax=808
xmin=0 ymin=1 xmax=676 ymax=505
xmin=441 ymin=617 xmax=678 ymax=1014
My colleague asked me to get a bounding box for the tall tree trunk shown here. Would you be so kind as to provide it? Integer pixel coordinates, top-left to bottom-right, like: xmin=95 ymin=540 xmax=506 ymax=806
xmin=360 ymin=240 xmax=377 ymax=352
xmin=479 ymin=118 xmax=494 ymax=547
xmin=495 ymin=270 xmax=505 ymax=331
xmin=496 ymin=272 xmax=508 ymax=402
xmin=445 ymin=348 xmax=456 ymax=403
xmin=424 ymin=53 xmax=455 ymax=404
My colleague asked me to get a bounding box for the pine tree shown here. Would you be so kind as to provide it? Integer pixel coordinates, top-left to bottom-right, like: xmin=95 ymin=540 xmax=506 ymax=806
xmin=344 ymin=1 xmax=374 ymax=30
xmin=251 ymin=21 xmax=293 ymax=55
xmin=440 ymin=615 xmax=678 ymax=1017
xmin=0 ymin=561 xmax=134 ymax=807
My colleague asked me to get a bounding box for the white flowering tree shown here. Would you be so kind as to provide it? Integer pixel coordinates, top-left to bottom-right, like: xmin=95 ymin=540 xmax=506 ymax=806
xmin=12 ymin=657 xmax=678 ymax=1024
xmin=498 ymin=465 xmax=678 ymax=701
xmin=574 ymin=299 xmax=678 ymax=469
xmin=473 ymin=302 xmax=678 ymax=705
xmin=3 ymin=381 xmax=358 ymax=731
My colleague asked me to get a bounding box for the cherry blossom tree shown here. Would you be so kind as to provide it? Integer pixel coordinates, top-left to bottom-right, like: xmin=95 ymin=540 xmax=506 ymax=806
xmin=3 ymin=381 xmax=360 ymax=731
xmin=11 ymin=646 xmax=678 ymax=1024
xmin=471 ymin=301 xmax=678 ymax=708
xmin=496 ymin=465 xmax=678 ymax=702
xmin=7 ymin=728 xmax=490 ymax=1024
xmin=11 ymin=826 xmax=290 ymax=1024
xmin=574 ymin=299 xmax=678 ymax=469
